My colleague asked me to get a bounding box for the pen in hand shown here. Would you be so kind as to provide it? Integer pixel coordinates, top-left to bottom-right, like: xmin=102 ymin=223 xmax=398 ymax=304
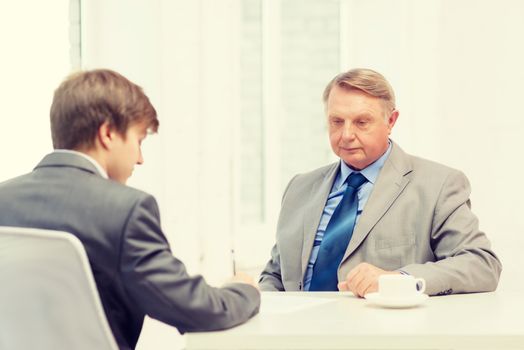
xmin=227 ymin=249 xmax=258 ymax=289
xmin=231 ymin=248 xmax=236 ymax=275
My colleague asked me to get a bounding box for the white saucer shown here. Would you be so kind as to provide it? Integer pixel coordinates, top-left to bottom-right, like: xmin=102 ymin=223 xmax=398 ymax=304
xmin=365 ymin=292 xmax=428 ymax=308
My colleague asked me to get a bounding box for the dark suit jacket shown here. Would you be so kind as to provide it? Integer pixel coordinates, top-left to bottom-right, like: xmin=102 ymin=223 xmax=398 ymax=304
xmin=259 ymin=142 xmax=502 ymax=295
xmin=0 ymin=152 xmax=260 ymax=350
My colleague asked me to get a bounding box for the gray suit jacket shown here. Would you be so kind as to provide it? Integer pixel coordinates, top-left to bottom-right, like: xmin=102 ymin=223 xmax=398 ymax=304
xmin=0 ymin=152 xmax=260 ymax=350
xmin=259 ymin=142 xmax=501 ymax=295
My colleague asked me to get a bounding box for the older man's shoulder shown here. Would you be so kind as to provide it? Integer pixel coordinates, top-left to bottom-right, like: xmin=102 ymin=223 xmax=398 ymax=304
xmin=293 ymin=162 xmax=338 ymax=183
xmin=408 ymin=153 xmax=462 ymax=177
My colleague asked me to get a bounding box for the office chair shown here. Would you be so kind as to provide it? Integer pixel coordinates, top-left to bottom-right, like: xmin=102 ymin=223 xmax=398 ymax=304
xmin=0 ymin=226 xmax=118 ymax=350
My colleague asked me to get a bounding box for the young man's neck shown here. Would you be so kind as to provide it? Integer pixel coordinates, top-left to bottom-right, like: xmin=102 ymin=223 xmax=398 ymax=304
xmin=71 ymin=146 xmax=109 ymax=179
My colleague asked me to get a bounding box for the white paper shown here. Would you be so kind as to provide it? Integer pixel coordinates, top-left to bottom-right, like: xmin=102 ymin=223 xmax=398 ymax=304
xmin=260 ymin=294 xmax=336 ymax=314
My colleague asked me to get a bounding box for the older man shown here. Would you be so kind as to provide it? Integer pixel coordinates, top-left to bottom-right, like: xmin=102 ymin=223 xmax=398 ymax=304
xmin=259 ymin=68 xmax=501 ymax=297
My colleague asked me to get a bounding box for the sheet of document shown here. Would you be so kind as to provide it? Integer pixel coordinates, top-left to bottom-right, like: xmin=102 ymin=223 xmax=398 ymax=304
xmin=260 ymin=293 xmax=337 ymax=314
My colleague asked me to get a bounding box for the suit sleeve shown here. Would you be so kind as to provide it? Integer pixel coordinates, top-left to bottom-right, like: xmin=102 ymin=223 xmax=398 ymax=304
xmin=401 ymin=170 xmax=502 ymax=295
xmin=259 ymin=243 xmax=285 ymax=291
xmin=119 ymin=195 xmax=260 ymax=333
xmin=258 ymin=175 xmax=300 ymax=291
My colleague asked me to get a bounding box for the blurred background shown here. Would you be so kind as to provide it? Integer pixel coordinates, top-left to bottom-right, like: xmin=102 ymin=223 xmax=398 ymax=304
xmin=2 ymin=0 xmax=523 ymax=347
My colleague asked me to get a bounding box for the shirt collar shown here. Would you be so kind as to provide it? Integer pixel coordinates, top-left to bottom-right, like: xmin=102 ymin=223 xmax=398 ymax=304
xmin=335 ymin=140 xmax=392 ymax=190
xmin=53 ymin=149 xmax=109 ymax=179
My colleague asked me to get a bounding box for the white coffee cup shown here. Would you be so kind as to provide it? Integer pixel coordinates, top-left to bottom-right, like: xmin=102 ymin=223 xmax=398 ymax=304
xmin=378 ymin=274 xmax=426 ymax=298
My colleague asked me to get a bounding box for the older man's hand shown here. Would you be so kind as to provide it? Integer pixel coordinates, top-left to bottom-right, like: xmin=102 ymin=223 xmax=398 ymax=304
xmin=337 ymin=262 xmax=400 ymax=297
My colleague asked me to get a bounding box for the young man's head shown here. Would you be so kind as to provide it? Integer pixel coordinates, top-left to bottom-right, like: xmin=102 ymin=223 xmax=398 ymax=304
xmin=50 ymin=69 xmax=159 ymax=183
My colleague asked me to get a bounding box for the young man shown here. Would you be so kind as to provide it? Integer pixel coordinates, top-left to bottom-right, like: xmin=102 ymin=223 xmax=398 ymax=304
xmin=0 ymin=69 xmax=260 ymax=350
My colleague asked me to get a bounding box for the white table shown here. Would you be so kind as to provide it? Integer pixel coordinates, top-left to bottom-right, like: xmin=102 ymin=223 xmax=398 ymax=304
xmin=185 ymin=291 xmax=524 ymax=350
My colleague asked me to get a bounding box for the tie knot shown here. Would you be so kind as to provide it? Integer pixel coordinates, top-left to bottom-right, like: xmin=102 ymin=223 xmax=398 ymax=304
xmin=346 ymin=172 xmax=367 ymax=189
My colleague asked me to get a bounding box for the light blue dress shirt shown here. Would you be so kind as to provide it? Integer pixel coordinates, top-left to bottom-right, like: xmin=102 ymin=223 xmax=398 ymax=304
xmin=303 ymin=142 xmax=392 ymax=291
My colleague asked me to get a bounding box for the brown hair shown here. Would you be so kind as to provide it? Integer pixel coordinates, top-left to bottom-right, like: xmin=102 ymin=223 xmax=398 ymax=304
xmin=50 ymin=69 xmax=159 ymax=150
xmin=323 ymin=68 xmax=396 ymax=113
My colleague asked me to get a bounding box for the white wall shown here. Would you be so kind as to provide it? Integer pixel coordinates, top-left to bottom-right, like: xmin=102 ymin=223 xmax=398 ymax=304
xmin=0 ymin=1 xmax=70 ymax=181
xmin=341 ymin=0 xmax=524 ymax=292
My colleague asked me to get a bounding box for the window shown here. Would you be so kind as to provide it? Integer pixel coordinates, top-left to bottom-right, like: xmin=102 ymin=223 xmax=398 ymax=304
xmin=235 ymin=0 xmax=341 ymax=269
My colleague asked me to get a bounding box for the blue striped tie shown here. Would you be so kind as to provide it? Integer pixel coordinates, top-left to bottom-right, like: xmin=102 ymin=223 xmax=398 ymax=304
xmin=309 ymin=172 xmax=368 ymax=291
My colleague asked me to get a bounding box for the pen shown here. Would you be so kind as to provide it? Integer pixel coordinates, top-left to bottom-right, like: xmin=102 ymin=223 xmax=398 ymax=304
xmin=231 ymin=248 xmax=236 ymax=275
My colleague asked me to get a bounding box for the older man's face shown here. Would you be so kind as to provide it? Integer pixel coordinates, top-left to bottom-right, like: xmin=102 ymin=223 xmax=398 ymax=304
xmin=326 ymin=86 xmax=398 ymax=170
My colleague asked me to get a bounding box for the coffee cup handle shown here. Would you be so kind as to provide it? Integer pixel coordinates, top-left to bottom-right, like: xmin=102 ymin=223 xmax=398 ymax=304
xmin=415 ymin=278 xmax=426 ymax=293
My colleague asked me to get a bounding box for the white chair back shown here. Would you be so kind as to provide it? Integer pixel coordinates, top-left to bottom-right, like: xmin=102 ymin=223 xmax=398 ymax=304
xmin=0 ymin=226 xmax=118 ymax=350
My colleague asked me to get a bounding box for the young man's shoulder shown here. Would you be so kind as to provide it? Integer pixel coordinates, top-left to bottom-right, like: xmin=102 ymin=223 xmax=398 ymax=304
xmin=83 ymin=173 xmax=156 ymax=208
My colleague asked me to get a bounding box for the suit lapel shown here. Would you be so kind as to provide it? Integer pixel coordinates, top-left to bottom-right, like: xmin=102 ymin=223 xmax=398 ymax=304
xmin=341 ymin=143 xmax=412 ymax=262
xmin=301 ymin=163 xmax=339 ymax=276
